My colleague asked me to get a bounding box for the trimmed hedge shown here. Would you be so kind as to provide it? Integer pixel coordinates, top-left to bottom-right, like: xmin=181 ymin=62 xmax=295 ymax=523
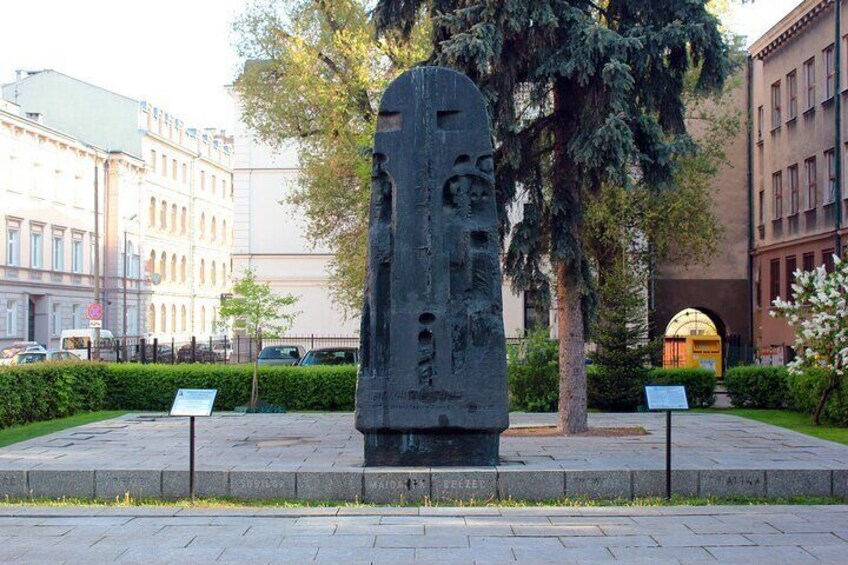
xmin=724 ymin=366 xmax=789 ymax=409
xmin=104 ymin=364 xmax=357 ymax=411
xmin=786 ymin=368 xmax=848 ymax=426
xmin=0 ymin=362 xmax=107 ymax=428
xmin=508 ymin=364 xmax=716 ymax=411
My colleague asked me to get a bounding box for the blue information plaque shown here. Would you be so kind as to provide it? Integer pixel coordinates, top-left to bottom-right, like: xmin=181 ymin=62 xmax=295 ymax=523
xmin=645 ymin=385 xmax=689 ymax=411
xmin=170 ymin=388 xmax=218 ymax=417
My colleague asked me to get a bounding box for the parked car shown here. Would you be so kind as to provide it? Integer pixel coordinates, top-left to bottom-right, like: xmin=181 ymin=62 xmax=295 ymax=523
xmin=46 ymin=350 xmax=81 ymax=362
xmin=59 ymin=329 xmax=117 ymax=361
xmin=7 ymin=351 xmax=48 ymax=365
xmin=211 ymin=340 xmax=232 ymax=362
xmin=297 ymin=347 xmax=358 ymax=366
xmin=257 ymin=345 xmax=305 ymax=366
xmin=0 ymin=342 xmax=47 ymax=366
xmin=177 ymin=343 xmax=217 ymax=363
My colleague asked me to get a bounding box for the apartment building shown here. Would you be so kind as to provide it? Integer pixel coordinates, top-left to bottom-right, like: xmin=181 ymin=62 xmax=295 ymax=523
xmin=750 ymin=0 xmax=847 ymax=362
xmin=2 ymin=70 xmax=233 ymax=343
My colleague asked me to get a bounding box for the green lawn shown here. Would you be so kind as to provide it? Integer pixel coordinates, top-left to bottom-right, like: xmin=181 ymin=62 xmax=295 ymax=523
xmin=698 ymin=408 xmax=848 ymax=446
xmin=0 ymin=411 xmax=127 ymax=448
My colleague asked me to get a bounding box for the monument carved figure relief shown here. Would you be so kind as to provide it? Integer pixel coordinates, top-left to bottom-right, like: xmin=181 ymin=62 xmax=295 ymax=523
xmin=356 ymin=67 xmax=509 ymax=466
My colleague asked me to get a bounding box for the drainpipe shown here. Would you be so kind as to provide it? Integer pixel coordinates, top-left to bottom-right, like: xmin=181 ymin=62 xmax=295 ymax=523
xmin=836 ymin=0 xmax=844 ymax=257
xmin=746 ymin=56 xmax=755 ymax=352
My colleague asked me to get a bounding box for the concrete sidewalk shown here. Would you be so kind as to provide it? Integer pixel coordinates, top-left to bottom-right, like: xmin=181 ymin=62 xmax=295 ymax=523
xmin=1 ymin=412 xmax=847 ymax=501
xmin=0 ymin=504 xmax=846 ymax=563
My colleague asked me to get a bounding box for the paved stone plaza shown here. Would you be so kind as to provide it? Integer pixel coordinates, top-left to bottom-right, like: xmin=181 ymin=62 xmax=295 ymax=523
xmin=0 ymin=504 xmax=846 ymax=564
xmin=0 ymin=412 xmax=847 ymax=501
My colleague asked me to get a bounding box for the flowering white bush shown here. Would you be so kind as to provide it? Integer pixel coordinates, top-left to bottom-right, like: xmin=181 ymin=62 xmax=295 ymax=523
xmin=771 ymin=255 xmax=847 ymax=424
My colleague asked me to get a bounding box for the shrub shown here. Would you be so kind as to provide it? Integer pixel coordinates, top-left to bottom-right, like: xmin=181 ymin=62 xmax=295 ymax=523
xmin=103 ymin=364 xmax=357 ymax=412
xmin=587 ymin=365 xmax=646 ymax=411
xmin=0 ymin=362 xmax=107 ymax=428
xmin=724 ymin=366 xmax=789 ymax=408
xmin=645 ymin=368 xmax=716 ymax=408
xmin=507 ymin=362 xmax=559 ymax=412
xmin=787 ymin=368 xmax=848 ymax=426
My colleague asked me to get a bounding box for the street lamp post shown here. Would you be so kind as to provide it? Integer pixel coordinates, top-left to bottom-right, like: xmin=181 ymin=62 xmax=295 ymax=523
xmin=123 ymin=214 xmax=138 ymax=360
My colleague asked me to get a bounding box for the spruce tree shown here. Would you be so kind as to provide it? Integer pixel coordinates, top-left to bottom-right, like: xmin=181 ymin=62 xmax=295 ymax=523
xmin=374 ymin=0 xmax=733 ymax=432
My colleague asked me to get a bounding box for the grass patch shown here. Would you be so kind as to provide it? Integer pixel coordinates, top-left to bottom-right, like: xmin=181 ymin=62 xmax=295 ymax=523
xmin=0 ymin=494 xmax=844 ymax=509
xmin=0 ymin=411 xmax=127 ymax=448
xmin=695 ymin=408 xmax=848 ymax=446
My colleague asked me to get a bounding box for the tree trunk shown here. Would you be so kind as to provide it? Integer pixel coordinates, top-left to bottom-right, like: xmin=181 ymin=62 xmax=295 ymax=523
xmin=557 ymin=261 xmax=589 ymax=433
xmin=250 ymin=354 xmax=259 ymax=409
xmin=812 ymin=379 xmax=838 ymax=426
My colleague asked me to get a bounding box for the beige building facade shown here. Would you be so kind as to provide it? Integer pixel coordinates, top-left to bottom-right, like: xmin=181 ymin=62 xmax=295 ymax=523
xmin=2 ymin=70 xmax=233 ymax=345
xmin=749 ymin=0 xmax=847 ymax=361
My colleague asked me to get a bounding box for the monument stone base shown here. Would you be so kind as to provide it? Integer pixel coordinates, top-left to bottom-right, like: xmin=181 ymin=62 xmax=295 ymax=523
xmin=363 ymin=431 xmax=500 ymax=466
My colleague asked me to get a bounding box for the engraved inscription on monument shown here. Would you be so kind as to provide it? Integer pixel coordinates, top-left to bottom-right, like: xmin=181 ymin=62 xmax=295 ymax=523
xmin=355 ymin=67 xmax=509 ymax=466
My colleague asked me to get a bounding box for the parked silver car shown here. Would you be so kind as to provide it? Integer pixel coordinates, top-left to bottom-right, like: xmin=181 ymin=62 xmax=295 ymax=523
xmin=297 ymin=347 xmax=358 ymax=366
xmin=257 ymin=345 xmax=305 ymax=366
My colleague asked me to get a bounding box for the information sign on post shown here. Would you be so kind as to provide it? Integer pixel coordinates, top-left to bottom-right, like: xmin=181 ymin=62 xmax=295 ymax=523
xmin=170 ymin=389 xmax=217 ymax=500
xmin=644 ymin=385 xmax=689 ymax=500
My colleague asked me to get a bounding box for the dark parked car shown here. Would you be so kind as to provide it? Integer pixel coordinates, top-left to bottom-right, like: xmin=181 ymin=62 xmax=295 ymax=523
xmin=177 ymin=343 xmax=217 ymax=363
xmin=298 ymin=347 xmax=358 ymax=367
xmin=257 ymin=345 xmax=305 ymax=366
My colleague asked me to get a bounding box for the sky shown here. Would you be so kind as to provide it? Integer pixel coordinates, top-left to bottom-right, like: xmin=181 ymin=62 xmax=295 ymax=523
xmin=0 ymin=0 xmax=807 ymax=134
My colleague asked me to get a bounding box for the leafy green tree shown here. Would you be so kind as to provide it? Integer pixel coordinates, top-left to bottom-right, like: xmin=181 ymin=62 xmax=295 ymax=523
xmin=218 ymin=268 xmax=298 ymax=407
xmin=233 ymin=0 xmax=430 ymax=314
xmin=375 ymin=0 xmax=733 ymax=433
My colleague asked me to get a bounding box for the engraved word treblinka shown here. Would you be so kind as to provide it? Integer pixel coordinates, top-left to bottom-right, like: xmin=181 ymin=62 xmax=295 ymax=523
xmin=356 ymin=67 xmax=509 ymax=466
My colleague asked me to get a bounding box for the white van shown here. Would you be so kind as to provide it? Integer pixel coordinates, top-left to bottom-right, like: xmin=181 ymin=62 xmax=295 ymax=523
xmin=59 ymin=329 xmax=117 ymax=361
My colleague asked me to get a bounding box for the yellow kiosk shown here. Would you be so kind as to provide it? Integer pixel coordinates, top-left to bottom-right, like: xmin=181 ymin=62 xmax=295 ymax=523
xmin=663 ymin=309 xmax=723 ymax=377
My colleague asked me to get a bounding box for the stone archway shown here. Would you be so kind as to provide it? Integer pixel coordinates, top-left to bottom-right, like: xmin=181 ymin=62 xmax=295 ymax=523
xmin=663 ymin=307 xmax=727 ymax=375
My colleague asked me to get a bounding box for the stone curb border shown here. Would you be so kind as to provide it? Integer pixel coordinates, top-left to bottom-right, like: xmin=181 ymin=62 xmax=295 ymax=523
xmin=1 ymin=468 xmax=845 ymax=502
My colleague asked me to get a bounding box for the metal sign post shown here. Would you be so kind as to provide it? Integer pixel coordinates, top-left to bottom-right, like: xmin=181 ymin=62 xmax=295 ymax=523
xmin=645 ymin=385 xmax=689 ymax=500
xmin=170 ymin=389 xmax=217 ymax=501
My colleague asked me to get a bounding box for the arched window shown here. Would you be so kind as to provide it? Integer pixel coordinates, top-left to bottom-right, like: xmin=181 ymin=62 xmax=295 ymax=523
xmin=170 ymin=204 xmax=177 ymax=232
xmin=170 ymin=254 xmax=177 ymax=281
xmin=127 ymin=241 xmax=135 ymax=277
xmin=148 ymin=197 xmax=156 ymax=227
xmin=222 ymin=219 xmax=227 ymax=243
xmin=180 ymin=256 xmax=186 ymax=282
xmin=148 ymin=304 xmax=156 ymax=333
xmin=211 ymin=217 xmax=217 ymax=241
xmin=159 ymin=251 xmax=167 ymax=281
xmin=199 ymin=259 xmax=206 ymax=285
xmin=160 ymin=304 xmax=166 ymax=333
xmin=200 ymin=306 xmax=206 ymax=334
xmin=149 ymin=250 xmax=156 ymax=276
xmin=181 ymin=305 xmax=187 ymax=332
xmin=200 ymin=213 xmax=206 ymax=239
xmin=221 ymin=263 xmax=227 ymax=287
xmin=171 ymin=305 xmax=176 ymax=332
xmin=211 ymin=261 xmax=217 ymax=286
xmin=181 ymin=207 xmax=187 ymax=234
xmin=160 ymin=201 xmax=167 ymax=230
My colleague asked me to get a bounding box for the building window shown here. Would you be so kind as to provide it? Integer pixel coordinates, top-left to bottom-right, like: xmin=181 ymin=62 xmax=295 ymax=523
xmin=148 ymin=250 xmax=156 ymax=276
xmin=200 ymin=306 xmax=206 ymax=334
xmin=201 ymin=170 xmax=206 ymax=191
xmin=150 ymin=150 xmax=157 ymax=173
xmin=171 ymin=305 xmax=177 ymax=333
xmin=172 ymin=158 xmax=177 ymax=181
xmin=6 ymin=300 xmax=18 ymax=336
xmin=211 ymin=174 xmax=217 ymax=196
xmin=805 ymin=157 xmax=817 ymax=209
xmin=769 ymin=258 xmax=781 ymax=304
xmin=785 ymin=255 xmax=797 ymax=298
xmin=160 ymin=201 xmax=168 ymax=229
xmin=787 ymin=70 xmax=797 ymax=120
xmin=171 ymin=204 xmax=177 ymax=233
xmin=222 ymin=180 xmax=228 ymax=198
xmin=160 ymin=252 xmax=167 ymax=280
xmin=772 ymin=171 xmax=783 ymax=219
xmin=148 ymin=304 xmax=156 ymax=333
xmin=222 ymin=263 xmax=227 ymax=286
xmin=149 ymin=197 xmax=156 ymax=226
xmin=211 ymin=261 xmax=217 ymax=286
xmin=222 ymin=220 xmax=228 ymax=243
xmin=30 ymin=231 xmax=43 ymax=268
xmin=6 ymin=226 xmax=20 ymax=266
xmin=803 ymin=251 xmax=816 ymax=272
xmin=211 ymin=217 xmax=217 ymax=241
xmin=825 ymin=44 xmax=836 ymax=99
xmin=160 ymin=304 xmax=166 ymax=333
xmin=161 ymin=154 xmax=167 ymax=176
xmin=200 ymin=259 xmax=206 ymax=285
xmin=182 ymin=163 xmax=188 ymax=184
xmin=758 ymin=189 xmax=765 ymax=226
xmin=756 ymin=105 xmax=763 ymax=140
xmin=825 ymin=148 xmax=836 ymax=203
xmin=200 ymin=213 xmax=206 ymax=239
xmin=52 ymin=234 xmax=64 ymax=271
xmin=171 ymin=254 xmax=177 ymax=282
xmin=181 ymin=207 xmax=187 ymax=234
xmin=72 ymin=304 xmax=83 ymax=329
xmin=787 ymin=164 xmax=799 ymax=215
xmin=181 ymin=306 xmax=187 ymax=332
xmin=756 ymin=264 xmax=762 ymax=308
xmin=804 ymin=57 xmax=816 ymax=110
xmin=128 ymin=305 xmax=138 ymax=335
xmin=180 ymin=256 xmax=187 ymax=282
xmin=71 ymin=238 xmax=83 ymax=273
xmin=51 ymin=303 xmax=61 ymax=336
xmin=770 ymin=80 xmax=781 ymax=127
xmin=823 ymin=249 xmax=835 ymax=273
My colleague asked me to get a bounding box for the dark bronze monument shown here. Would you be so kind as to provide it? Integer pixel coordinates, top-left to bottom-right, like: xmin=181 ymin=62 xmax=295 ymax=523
xmin=356 ymin=67 xmax=509 ymax=466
